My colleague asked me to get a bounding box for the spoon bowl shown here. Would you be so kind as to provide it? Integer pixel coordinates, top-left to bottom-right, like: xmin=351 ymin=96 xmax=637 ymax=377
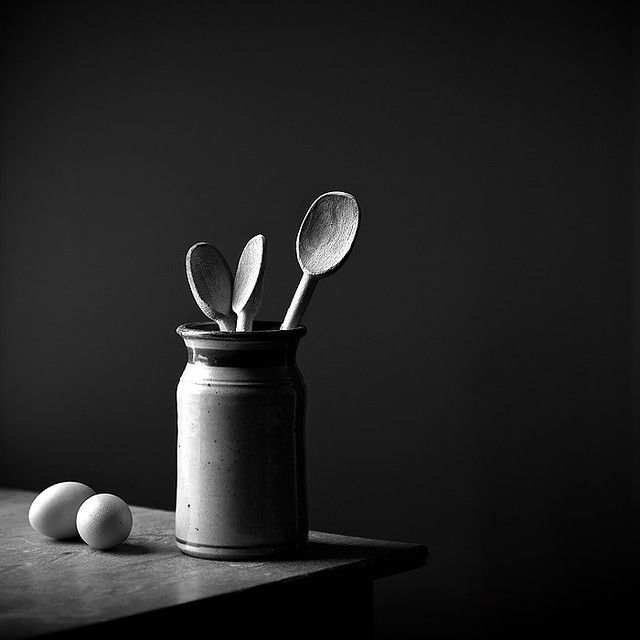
xmin=186 ymin=242 xmax=235 ymax=331
xmin=296 ymin=191 xmax=359 ymax=276
xmin=232 ymin=234 xmax=266 ymax=331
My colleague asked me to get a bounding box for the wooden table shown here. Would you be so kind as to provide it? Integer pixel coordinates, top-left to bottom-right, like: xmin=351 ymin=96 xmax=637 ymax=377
xmin=0 ymin=489 xmax=427 ymax=639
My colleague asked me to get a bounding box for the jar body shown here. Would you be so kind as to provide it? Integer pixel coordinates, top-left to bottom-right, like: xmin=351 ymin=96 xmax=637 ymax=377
xmin=175 ymin=322 xmax=308 ymax=559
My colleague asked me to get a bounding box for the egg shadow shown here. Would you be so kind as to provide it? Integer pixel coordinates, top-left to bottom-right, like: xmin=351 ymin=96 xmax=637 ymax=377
xmin=103 ymin=541 xmax=152 ymax=555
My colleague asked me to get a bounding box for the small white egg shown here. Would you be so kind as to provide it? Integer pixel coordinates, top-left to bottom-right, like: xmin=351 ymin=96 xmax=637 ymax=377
xmin=28 ymin=481 xmax=95 ymax=540
xmin=76 ymin=493 xmax=133 ymax=550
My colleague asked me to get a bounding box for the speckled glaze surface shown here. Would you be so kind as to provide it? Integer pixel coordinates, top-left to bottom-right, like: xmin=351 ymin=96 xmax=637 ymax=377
xmin=175 ymin=321 xmax=308 ymax=559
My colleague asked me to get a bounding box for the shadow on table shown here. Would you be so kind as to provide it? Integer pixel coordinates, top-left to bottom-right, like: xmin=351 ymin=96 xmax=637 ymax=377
xmin=107 ymin=541 xmax=152 ymax=556
xmin=276 ymin=538 xmax=428 ymax=581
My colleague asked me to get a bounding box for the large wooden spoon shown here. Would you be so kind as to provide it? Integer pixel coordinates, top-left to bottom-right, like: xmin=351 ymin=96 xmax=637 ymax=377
xmin=186 ymin=242 xmax=236 ymax=331
xmin=232 ymin=234 xmax=266 ymax=331
xmin=280 ymin=191 xmax=360 ymax=330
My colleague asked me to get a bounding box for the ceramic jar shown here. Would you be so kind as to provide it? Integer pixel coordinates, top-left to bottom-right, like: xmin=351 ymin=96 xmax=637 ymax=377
xmin=175 ymin=321 xmax=308 ymax=559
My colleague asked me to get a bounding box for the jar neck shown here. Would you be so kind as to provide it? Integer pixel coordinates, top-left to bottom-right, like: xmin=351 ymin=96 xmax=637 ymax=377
xmin=184 ymin=339 xmax=301 ymax=368
xmin=177 ymin=321 xmax=306 ymax=371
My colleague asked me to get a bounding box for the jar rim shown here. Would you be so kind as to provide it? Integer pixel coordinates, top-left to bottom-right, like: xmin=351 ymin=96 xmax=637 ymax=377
xmin=176 ymin=320 xmax=307 ymax=341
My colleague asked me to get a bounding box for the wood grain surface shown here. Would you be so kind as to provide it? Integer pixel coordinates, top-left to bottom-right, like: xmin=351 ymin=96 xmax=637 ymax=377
xmin=0 ymin=489 xmax=427 ymax=639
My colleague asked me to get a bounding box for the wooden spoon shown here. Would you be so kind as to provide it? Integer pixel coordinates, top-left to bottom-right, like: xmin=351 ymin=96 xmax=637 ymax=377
xmin=280 ymin=191 xmax=360 ymax=330
xmin=186 ymin=242 xmax=236 ymax=331
xmin=232 ymin=234 xmax=266 ymax=331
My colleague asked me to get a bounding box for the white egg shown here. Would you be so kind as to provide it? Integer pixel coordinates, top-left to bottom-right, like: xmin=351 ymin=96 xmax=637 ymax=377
xmin=76 ymin=493 xmax=133 ymax=550
xmin=28 ymin=481 xmax=95 ymax=540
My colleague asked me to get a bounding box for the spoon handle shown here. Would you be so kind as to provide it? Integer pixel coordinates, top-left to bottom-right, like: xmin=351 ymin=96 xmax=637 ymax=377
xmin=236 ymin=311 xmax=254 ymax=332
xmin=281 ymin=272 xmax=317 ymax=330
xmin=216 ymin=316 xmax=236 ymax=332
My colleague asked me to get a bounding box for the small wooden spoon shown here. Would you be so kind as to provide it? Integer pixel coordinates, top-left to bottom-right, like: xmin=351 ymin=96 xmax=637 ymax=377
xmin=281 ymin=191 xmax=360 ymax=330
xmin=232 ymin=234 xmax=266 ymax=331
xmin=186 ymin=242 xmax=236 ymax=331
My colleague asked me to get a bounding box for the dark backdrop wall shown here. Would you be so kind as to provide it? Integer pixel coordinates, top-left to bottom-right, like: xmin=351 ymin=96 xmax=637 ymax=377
xmin=1 ymin=1 xmax=636 ymax=637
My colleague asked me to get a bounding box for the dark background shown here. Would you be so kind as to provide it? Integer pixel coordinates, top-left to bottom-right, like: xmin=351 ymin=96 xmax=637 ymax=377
xmin=1 ymin=1 xmax=637 ymax=637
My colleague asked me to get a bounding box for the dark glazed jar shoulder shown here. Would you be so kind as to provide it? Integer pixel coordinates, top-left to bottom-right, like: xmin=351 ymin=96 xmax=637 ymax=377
xmin=176 ymin=321 xmax=307 ymax=368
